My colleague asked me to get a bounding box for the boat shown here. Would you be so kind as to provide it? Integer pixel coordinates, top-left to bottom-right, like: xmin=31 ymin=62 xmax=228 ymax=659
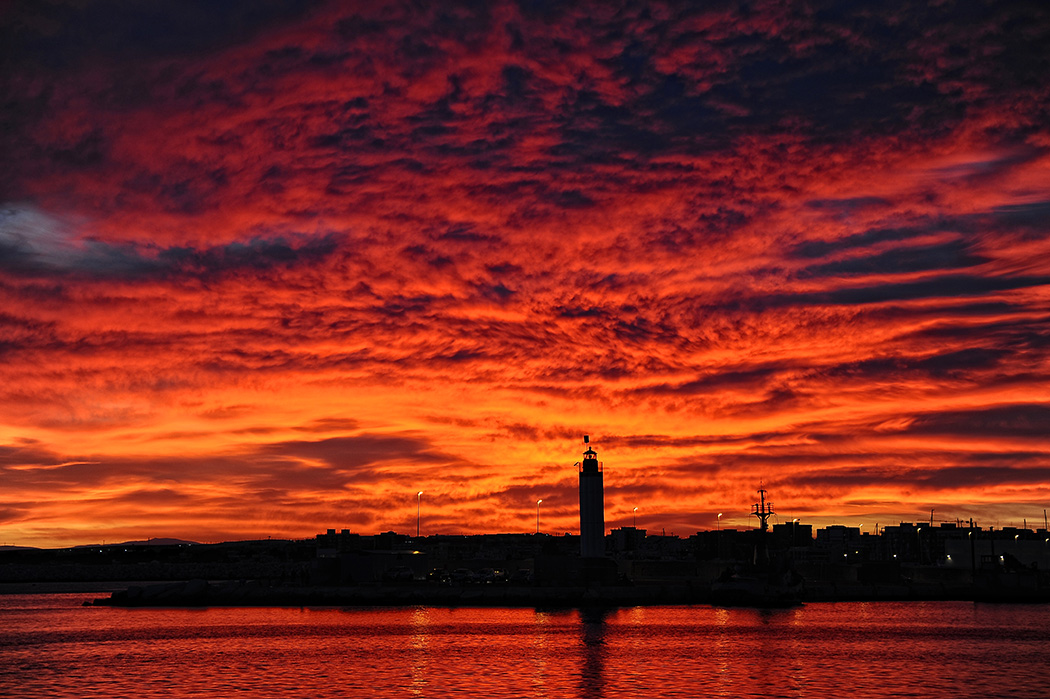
xmin=710 ymin=487 xmax=804 ymax=607
xmin=711 ymin=564 xmax=803 ymax=607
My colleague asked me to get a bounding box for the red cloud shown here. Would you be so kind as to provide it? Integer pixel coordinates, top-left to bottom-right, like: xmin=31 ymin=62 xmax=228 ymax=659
xmin=1 ymin=0 xmax=1048 ymax=546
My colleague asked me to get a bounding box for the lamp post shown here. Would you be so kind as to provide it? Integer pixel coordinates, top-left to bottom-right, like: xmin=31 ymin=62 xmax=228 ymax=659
xmin=717 ymin=512 xmax=722 ymax=531
xmin=969 ymin=530 xmax=976 ymax=581
xmin=536 ymin=499 xmax=542 ymax=534
xmin=416 ymin=491 xmax=423 ymax=537
xmin=633 ymin=507 xmax=638 ymax=528
xmin=793 ymin=518 xmax=799 ymax=546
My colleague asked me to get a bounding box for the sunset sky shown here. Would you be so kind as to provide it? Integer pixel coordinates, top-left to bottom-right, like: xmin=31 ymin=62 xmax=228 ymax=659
xmin=2 ymin=0 xmax=1049 ymax=547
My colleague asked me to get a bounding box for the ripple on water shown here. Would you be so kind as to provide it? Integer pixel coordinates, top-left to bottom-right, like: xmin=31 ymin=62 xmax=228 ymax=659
xmin=2 ymin=600 xmax=1050 ymax=698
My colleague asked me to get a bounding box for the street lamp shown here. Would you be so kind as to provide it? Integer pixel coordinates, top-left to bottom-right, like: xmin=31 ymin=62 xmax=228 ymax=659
xmin=716 ymin=512 xmax=724 ymax=558
xmin=416 ymin=491 xmax=423 ymax=537
xmin=633 ymin=507 xmax=638 ymax=528
xmin=536 ymin=499 xmax=543 ymax=534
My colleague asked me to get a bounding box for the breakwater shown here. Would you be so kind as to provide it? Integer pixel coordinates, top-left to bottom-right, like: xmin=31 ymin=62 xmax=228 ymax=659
xmin=88 ymin=577 xmax=1050 ymax=608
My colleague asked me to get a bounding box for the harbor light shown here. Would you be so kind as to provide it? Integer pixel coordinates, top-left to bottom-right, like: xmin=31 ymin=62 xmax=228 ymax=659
xmin=416 ymin=491 xmax=423 ymax=537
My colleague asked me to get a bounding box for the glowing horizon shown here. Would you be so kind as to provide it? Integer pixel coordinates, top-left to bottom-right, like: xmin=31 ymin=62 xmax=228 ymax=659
xmin=2 ymin=0 xmax=1049 ymax=547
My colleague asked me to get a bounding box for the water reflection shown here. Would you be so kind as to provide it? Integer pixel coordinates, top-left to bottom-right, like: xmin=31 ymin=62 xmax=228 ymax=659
xmin=787 ymin=606 xmax=809 ymax=694
xmin=578 ymin=608 xmax=610 ymax=699
xmin=530 ymin=610 xmax=553 ymax=696
xmin=409 ymin=607 xmax=430 ymax=697
xmin=751 ymin=608 xmax=803 ymax=697
xmin=4 ymin=598 xmax=1050 ymax=698
xmin=713 ymin=607 xmax=733 ymax=696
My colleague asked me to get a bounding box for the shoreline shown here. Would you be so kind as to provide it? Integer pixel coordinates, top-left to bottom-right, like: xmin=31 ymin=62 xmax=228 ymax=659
xmin=84 ymin=579 xmax=1050 ymax=608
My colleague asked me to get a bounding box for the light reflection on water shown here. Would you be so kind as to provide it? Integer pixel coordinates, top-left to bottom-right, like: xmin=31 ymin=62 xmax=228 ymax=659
xmin=410 ymin=606 xmax=429 ymax=697
xmin=2 ymin=594 xmax=1050 ymax=698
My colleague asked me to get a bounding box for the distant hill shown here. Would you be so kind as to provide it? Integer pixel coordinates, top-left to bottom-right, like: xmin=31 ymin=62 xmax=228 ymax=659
xmin=0 ymin=545 xmax=39 ymax=551
xmin=73 ymin=538 xmax=200 ymax=548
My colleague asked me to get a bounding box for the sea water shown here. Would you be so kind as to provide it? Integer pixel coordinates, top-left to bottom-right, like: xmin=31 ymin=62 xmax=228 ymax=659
xmin=2 ymin=593 xmax=1048 ymax=698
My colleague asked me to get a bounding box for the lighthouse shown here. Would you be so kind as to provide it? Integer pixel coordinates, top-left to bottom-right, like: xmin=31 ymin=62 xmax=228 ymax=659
xmin=578 ymin=435 xmax=605 ymax=558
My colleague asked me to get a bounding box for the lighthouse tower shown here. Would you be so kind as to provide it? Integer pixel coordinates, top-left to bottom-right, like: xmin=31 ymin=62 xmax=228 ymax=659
xmin=578 ymin=435 xmax=605 ymax=558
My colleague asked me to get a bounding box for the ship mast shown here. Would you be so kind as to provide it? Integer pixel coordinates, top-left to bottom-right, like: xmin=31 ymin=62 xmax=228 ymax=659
xmin=751 ymin=488 xmax=774 ymax=532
